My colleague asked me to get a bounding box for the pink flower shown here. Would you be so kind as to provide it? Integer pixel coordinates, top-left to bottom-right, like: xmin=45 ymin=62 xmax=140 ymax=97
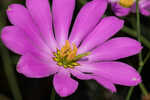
xmin=109 ymin=0 xmax=150 ymax=16
xmin=1 ymin=0 xmax=142 ymax=97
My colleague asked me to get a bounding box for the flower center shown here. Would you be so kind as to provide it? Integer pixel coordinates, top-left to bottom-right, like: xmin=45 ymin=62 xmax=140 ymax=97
xmin=52 ymin=40 xmax=90 ymax=68
xmin=119 ymin=0 xmax=135 ymax=8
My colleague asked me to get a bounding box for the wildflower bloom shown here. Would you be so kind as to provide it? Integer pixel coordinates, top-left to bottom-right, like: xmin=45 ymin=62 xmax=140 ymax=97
xmin=109 ymin=0 xmax=150 ymax=16
xmin=1 ymin=0 xmax=142 ymax=97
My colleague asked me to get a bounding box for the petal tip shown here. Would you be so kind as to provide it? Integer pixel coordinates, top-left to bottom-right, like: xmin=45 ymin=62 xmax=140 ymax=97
xmin=131 ymin=75 xmax=142 ymax=86
xmin=7 ymin=4 xmax=17 ymax=11
xmin=7 ymin=7 xmax=12 ymax=12
xmin=54 ymin=81 xmax=78 ymax=97
xmin=0 ymin=26 xmax=10 ymax=43
xmin=113 ymin=16 xmax=124 ymax=27
xmin=111 ymin=88 xmax=117 ymax=93
xmin=56 ymin=87 xmax=73 ymax=97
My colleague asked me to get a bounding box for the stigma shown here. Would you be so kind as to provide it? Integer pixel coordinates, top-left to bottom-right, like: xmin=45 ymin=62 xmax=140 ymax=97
xmin=52 ymin=40 xmax=90 ymax=68
xmin=119 ymin=0 xmax=135 ymax=8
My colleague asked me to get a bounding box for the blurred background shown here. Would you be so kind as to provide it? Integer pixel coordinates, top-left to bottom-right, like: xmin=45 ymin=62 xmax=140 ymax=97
xmin=0 ymin=0 xmax=150 ymax=100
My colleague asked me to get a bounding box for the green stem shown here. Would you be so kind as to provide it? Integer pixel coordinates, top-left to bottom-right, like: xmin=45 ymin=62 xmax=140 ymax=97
xmin=50 ymin=87 xmax=55 ymax=100
xmin=78 ymin=0 xmax=87 ymax=5
xmin=0 ymin=8 xmax=22 ymax=100
xmin=139 ymin=83 xmax=148 ymax=96
xmin=125 ymin=52 xmax=150 ymax=100
xmin=136 ymin=0 xmax=143 ymax=65
xmin=126 ymin=87 xmax=134 ymax=100
xmin=0 ymin=46 xmax=23 ymax=100
xmin=138 ymin=52 xmax=150 ymax=73
xmin=126 ymin=0 xmax=148 ymax=100
xmin=122 ymin=26 xmax=150 ymax=49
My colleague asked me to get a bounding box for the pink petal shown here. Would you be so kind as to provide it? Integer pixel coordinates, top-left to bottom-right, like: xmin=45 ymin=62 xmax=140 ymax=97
xmin=53 ymin=69 xmax=78 ymax=97
xmin=7 ymin=4 xmax=51 ymax=52
xmin=140 ymin=8 xmax=150 ymax=16
xmin=52 ymin=0 xmax=75 ymax=46
xmin=72 ymin=64 xmax=116 ymax=91
xmin=140 ymin=1 xmax=150 ymax=16
xmin=78 ymin=16 xmax=124 ymax=54
xmin=131 ymin=1 xmax=150 ymax=16
xmin=69 ymin=0 xmax=107 ymax=46
xmin=79 ymin=62 xmax=141 ymax=86
xmin=69 ymin=68 xmax=93 ymax=80
xmin=1 ymin=26 xmax=39 ymax=55
xmin=111 ymin=3 xmax=131 ymax=16
xmin=88 ymin=37 xmax=142 ymax=61
xmin=94 ymin=76 xmax=116 ymax=92
xmin=17 ymin=52 xmax=58 ymax=78
xmin=26 ymin=0 xmax=58 ymax=51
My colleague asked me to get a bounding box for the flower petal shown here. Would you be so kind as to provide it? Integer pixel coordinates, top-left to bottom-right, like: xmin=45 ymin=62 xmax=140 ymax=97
xmin=1 ymin=26 xmax=38 ymax=55
xmin=53 ymin=69 xmax=78 ymax=97
xmin=52 ymin=0 xmax=75 ymax=46
xmin=69 ymin=68 xmax=93 ymax=80
xmin=96 ymin=62 xmax=141 ymax=86
xmin=111 ymin=3 xmax=131 ymax=16
xmin=79 ymin=62 xmax=141 ymax=86
xmin=76 ymin=61 xmax=141 ymax=86
xmin=140 ymin=7 xmax=150 ymax=16
xmin=88 ymin=37 xmax=142 ymax=61
xmin=139 ymin=1 xmax=150 ymax=16
xmin=108 ymin=0 xmax=119 ymax=2
xmin=69 ymin=0 xmax=107 ymax=46
xmin=7 ymin=4 xmax=50 ymax=52
xmin=78 ymin=16 xmax=124 ymax=54
xmin=26 ymin=0 xmax=58 ymax=51
xmin=17 ymin=52 xmax=58 ymax=78
xmin=94 ymin=76 xmax=116 ymax=92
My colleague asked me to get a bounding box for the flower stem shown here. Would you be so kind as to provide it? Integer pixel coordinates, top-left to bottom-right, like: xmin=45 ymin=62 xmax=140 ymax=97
xmin=50 ymin=87 xmax=55 ymax=100
xmin=139 ymin=83 xmax=148 ymax=96
xmin=122 ymin=26 xmax=150 ymax=49
xmin=126 ymin=0 xmax=148 ymax=99
xmin=125 ymin=52 xmax=150 ymax=100
xmin=138 ymin=52 xmax=150 ymax=73
xmin=0 ymin=46 xmax=23 ymax=100
xmin=126 ymin=87 xmax=134 ymax=100
xmin=136 ymin=0 xmax=143 ymax=65
xmin=78 ymin=0 xmax=87 ymax=5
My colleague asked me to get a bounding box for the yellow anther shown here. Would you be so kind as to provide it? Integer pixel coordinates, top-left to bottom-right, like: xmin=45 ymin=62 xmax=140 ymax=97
xmin=53 ymin=52 xmax=58 ymax=57
xmin=57 ymin=62 xmax=63 ymax=66
xmin=53 ymin=57 xmax=59 ymax=62
xmin=67 ymin=43 xmax=78 ymax=61
xmin=68 ymin=65 xmax=74 ymax=68
xmin=52 ymin=40 xmax=86 ymax=69
xmin=60 ymin=40 xmax=71 ymax=57
xmin=72 ymin=62 xmax=80 ymax=66
xmin=119 ymin=0 xmax=135 ymax=8
xmin=64 ymin=65 xmax=68 ymax=68
xmin=57 ymin=48 xmax=61 ymax=55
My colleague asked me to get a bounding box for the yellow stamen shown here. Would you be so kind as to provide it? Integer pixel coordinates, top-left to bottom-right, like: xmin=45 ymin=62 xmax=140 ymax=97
xmin=60 ymin=40 xmax=71 ymax=57
xmin=67 ymin=43 xmax=78 ymax=61
xmin=119 ymin=0 xmax=135 ymax=8
xmin=72 ymin=62 xmax=80 ymax=66
xmin=52 ymin=40 xmax=90 ymax=69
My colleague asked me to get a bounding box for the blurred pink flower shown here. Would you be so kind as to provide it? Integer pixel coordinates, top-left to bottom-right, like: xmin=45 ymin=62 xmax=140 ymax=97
xmin=109 ymin=0 xmax=150 ymax=16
